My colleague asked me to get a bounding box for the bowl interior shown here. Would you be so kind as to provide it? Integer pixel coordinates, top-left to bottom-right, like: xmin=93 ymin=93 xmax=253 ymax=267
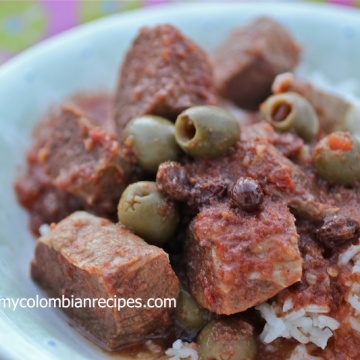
xmin=0 ymin=3 xmax=360 ymax=359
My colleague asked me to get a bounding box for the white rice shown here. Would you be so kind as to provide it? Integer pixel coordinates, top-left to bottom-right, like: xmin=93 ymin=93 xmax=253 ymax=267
xmin=38 ymin=223 xmax=51 ymax=236
xmin=349 ymin=317 xmax=360 ymax=332
xmin=282 ymin=298 xmax=293 ymax=312
xmin=287 ymin=344 xmax=324 ymax=360
xmin=165 ymin=340 xmax=198 ymax=360
xmin=337 ymin=243 xmax=360 ymax=332
xmin=348 ymin=294 xmax=360 ymax=314
xmin=256 ymin=301 xmax=339 ymax=349
xmin=339 ymin=245 xmax=360 ymax=266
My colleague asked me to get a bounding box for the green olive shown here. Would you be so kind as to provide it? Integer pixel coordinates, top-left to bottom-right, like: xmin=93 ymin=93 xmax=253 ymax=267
xmin=175 ymin=106 xmax=240 ymax=158
xmin=175 ymin=289 xmax=208 ymax=329
xmin=123 ymin=115 xmax=180 ymax=172
xmin=312 ymin=131 xmax=360 ymax=185
xmin=197 ymin=318 xmax=257 ymax=360
xmin=117 ymin=181 xmax=179 ymax=246
xmin=260 ymin=92 xmax=319 ymax=142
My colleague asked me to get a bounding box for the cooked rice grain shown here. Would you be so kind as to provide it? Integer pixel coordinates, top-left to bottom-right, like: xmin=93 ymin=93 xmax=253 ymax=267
xmin=338 ymin=243 xmax=360 ymax=332
xmin=256 ymin=302 xmax=339 ymax=349
xmin=288 ymin=344 xmax=324 ymax=360
xmin=165 ymin=340 xmax=198 ymax=360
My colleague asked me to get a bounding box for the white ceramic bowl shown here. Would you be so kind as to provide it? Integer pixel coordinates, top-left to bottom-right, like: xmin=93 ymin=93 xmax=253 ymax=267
xmin=1 ymin=3 xmax=360 ymax=359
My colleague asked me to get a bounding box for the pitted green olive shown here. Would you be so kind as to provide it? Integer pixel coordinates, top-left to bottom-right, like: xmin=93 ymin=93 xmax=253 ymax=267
xmin=118 ymin=181 xmax=179 ymax=246
xmin=175 ymin=106 xmax=240 ymax=158
xmin=312 ymin=131 xmax=360 ymax=185
xmin=123 ymin=115 xmax=180 ymax=172
xmin=197 ymin=318 xmax=257 ymax=360
xmin=260 ymin=92 xmax=319 ymax=142
xmin=175 ymin=289 xmax=208 ymax=329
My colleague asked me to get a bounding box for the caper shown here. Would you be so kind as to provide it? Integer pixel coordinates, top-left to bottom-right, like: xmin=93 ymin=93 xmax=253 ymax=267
xmin=175 ymin=105 xmax=240 ymax=158
xmin=312 ymin=131 xmax=360 ymax=185
xmin=197 ymin=318 xmax=257 ymax=360
xmin=260 ymin=92 xmax=319 ymax=142
xmin=117 ymin=181 xmax=179 ymax=246
xmin=230 ymin=177 xmax=264 ymax=212
xmin=123 ymin=115 xmax=180 ymax=172
xmin=175 ymin=289 xmax=208 ymax=329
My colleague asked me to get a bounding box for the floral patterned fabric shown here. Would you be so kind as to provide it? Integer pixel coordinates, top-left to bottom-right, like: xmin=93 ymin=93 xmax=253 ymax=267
xmin=0 ymin=0 xmax=358 ymax=64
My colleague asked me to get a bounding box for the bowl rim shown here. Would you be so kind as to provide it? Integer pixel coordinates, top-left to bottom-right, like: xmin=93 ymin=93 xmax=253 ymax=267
xmin=1 ymin=2 xmax=360 ymax=359
xmin=1 ymin=1 xmax=360 ymax=80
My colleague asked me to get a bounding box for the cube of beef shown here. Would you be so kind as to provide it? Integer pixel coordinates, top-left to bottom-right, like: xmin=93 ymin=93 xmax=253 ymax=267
xmin=212 ymin=17 xmax=300 ymax=110
xmin=277 ymin=222 xmax=333 ymax=312
xmin=15 ymin=95 xmax=128 ymax=234
xmin=68 ymin=93 xmax=116 ymax=135
xmin=31 ymin=211 xmax=180 ymax=349
xmin=15 ymin=159 xmax=82 ymax=235
xmin=186 ymin=199 xmax=302 ymax=315
xmin=113 ymin=24 xmax=217 ymax=134
xmin=242 ymin=138 xmax=323 ymax=220
xmin=240 ymin=122 xmax=304 ymax=159
xmin=316 ymin=184 xmax=360 ymax=248
xmin=43 ymin=105 xmax=131 ymax=216
xmin=15 ymin=108 xmax=85 ymax=235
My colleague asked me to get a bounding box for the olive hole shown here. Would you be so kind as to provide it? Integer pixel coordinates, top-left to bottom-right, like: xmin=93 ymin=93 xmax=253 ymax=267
xmin=178 ymin=116 xmax=196 ymax=142
xmin=271 ymin=102 xmax=292 ymax=123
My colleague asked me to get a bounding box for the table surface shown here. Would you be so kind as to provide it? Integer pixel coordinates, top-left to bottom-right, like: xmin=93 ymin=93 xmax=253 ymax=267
xmin=0 ymin=0 xmax=358 ymax=65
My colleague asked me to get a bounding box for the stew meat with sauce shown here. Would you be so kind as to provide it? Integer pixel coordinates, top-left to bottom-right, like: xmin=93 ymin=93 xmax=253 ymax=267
xmin=15 ymin=16 xmax=360 ymax=359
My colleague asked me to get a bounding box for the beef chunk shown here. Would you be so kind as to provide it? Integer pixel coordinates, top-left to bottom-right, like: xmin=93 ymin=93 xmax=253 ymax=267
xmin=156 ymin=162 xmax=230 ymax=211
xmin=241 ymin=136 xmax=325 ymax=220
xmin=277 ymin=222 xmax=333 ymax=312
xmin=15 ymin=95 xmax=129 ymax=234
xmin=188 ymin=178 xmax=231 ymax=210
xmin=31 ymin=211 xmax=179 ymax=349
xmin=218 ymin=99 xmax=261 ymax=128
xmin=15 ymin=159 xmax=82 ymax=235
xmin=272 ymin=72 xmax=360 ymax=135
xmin=317 ymin=214 xmax=358 ymax=248
xmin=240 ymin=122 xmax=304 ymax=159
xmin=68 ymin=93 xmax=115 ymax=135
xmin=186 ymin=198 xmax=302 ymax=315
xmin=113 ymin=24 xmax=217 ymax=134
xmin=157 ymin=123 xmax=333 ymax=220
xmin=212 ymin=17 xmax=300 ymax=110
xmin=43 ymin=105 xmax=130 ymax=215
xmin=15 ymin=109 xmax=84 ymax=235
xmin=316 ymin=184 xmax=360 ymax=248
xmin=156 ymin=161 xmax=191 ymax=202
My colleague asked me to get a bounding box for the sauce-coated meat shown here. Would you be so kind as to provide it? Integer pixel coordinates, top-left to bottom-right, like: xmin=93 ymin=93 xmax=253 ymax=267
xmin=113 ymin=24 xmax=217 ymax=135
xmin=43 ymin=105 xmax=130 ymax=215
xmin=31 ymin=211 xmax=180 ymax=350
xmin=14 ymin=17 xmax=360 ymax=360
xmin=186 ymin=198 xmax=302 ymax=315
xmin=212 ymin=17 xmax=300 ymax=110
